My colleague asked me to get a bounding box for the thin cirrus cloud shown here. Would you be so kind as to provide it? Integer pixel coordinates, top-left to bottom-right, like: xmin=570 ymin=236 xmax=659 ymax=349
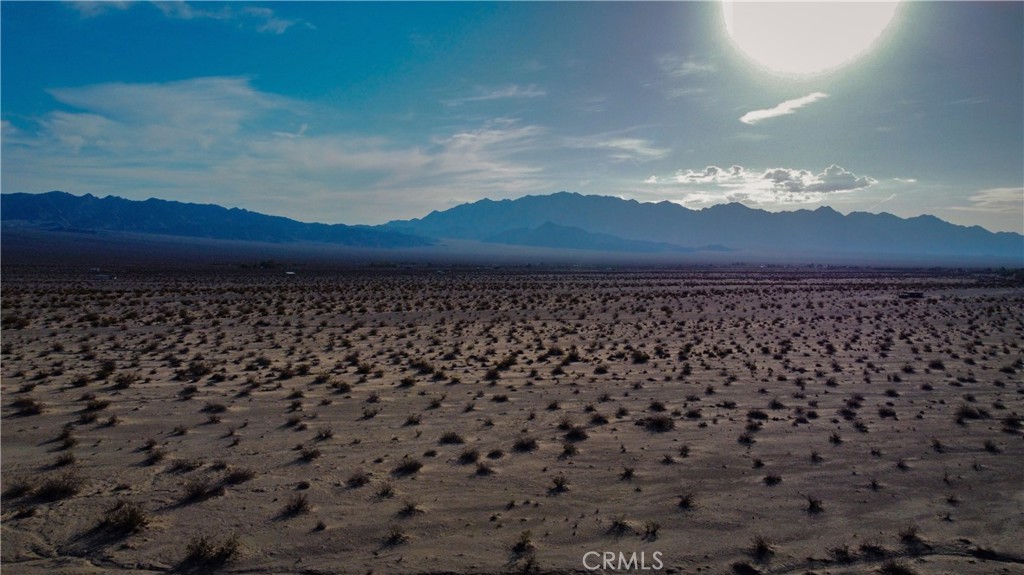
xmin=562 ymin=134 xmax=670 ymax=163
xmin=152 ymin=2 xmax=309 ymax=34
xmin=949 ymin=187 xmax=1024 ymax=214
xmin=1 ymin=76 xmax=555 ymax=223
xmin=70 ymin=1 xmax=308 ymax=34
xmin=443 ymin=84 xmax=547 ymax=106
xmin=740 ymin=92 xmax=829 ymax=125
xmin=657 ymin=54 xmax=716 ymax=78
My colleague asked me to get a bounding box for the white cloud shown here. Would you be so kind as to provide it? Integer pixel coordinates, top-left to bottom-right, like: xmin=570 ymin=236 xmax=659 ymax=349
xmin=740 ymin=92 xmax=829 ymax=125
xmin=658 ymin=54 xmax=716 ymax=78
xmin=762 ymin=164 xmax=876 ymax=193
xmin=646 ymin=163 xmax=876 ymax=207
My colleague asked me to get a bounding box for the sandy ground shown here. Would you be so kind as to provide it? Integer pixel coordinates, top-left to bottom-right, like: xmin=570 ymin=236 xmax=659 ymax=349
xmin=2 ymin=265 xmax=1022 ymax=575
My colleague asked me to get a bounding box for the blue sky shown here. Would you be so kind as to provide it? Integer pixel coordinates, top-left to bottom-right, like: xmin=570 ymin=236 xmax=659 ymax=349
xmin=2 ymin=1 xmax=1022 ymax=233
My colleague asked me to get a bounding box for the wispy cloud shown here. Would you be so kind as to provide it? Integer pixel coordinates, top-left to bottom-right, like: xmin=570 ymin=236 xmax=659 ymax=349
xmin=66 ymin=1 xmax=133 ymax=18
xmin=444 ymin=84 xmax=547 ymax=106
xmin=2 ymin=77 xmax=551 ymax=223
xmin=563 ymin=133 xmax=669 ymax=163
xmin=69 ymin=2 xmax=309 ymax=34
xmin=153 ymin=2 xmax=308 ymax=34
xmin=657 ymin=54 xmax=716 ymax=78
xmin=949 ymin=187 xmax=1023 ymax=214
xmin=740 ymin=92 xmax=829 ymax=125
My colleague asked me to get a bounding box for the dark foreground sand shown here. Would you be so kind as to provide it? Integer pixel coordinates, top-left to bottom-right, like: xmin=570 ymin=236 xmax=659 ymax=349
xmin=2 ymin=265 xmax=1022 ymax=575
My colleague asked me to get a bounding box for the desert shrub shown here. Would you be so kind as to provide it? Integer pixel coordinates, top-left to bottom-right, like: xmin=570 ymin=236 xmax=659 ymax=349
xmin=36 ymin=472 xmax=84 ymax=501
xmin=102 ymin=500 xmax=149 ymax=533
xmin=439 ymin=431 xmax=465 ymax=445
xmin=955 ymin=404 xmax=990 ymax=423
xmin=281 ymin=493 xmax=310 ymax=516
xmin=393 ymin=456 xmax=423 ymax=476
xmin=512 ymin=530 xmax=533 ymax=554
xmin=550 ymin=473 xmax=569 ymax=493
xmin=170 ymin=458 xmax=204 ymax=473
xmin=347 ymin=471 xmax=371 ymax=488
xmin=398 ymin=500 xmax=422 ymax=517
xmin=201 ymin=402 xmax=227 ymax=414
xmin=223 ymin=467 xmax=256 ymax=485
xmin=642 ymin=415 xmax=675 ymax=432
xmin=54 ymin=452 xmax=76 ymax=467
xmin=299 ymin=445 xmax=321 ymax=461
xmin=751 ymin=535 xmax=773 ymax=561
xmin=898 ymin=524 xmax=921 ymax=545
xmin=11 ymin=397 xmax=44 ymax=416
xmin=458 ymin=448 xmax=479 ymax=464
xmin=564 ymin=425 xmax=589 ymax=442
xmin=513 ymin=436 xmax=538 ymax=452
xmin=183 ymin=533 xmax=240 ymax=567
xmin=830 ymin=545 xmax=855 ymax=564
xmin=183 ymin=477 xmax=223 ymax=502
xmin=607 ymin=516 xmax=634 ymax=536
xmin=145 ymin=448 xmax=167 ymax=465
xmin=385 ymin=525 xmax=408 ymax=545
xmin=3 ymin=480 xmax=33 ymax=499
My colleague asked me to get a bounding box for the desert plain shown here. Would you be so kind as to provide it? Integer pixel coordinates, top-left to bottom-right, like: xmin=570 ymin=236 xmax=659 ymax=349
xmin=2 ymin=264 xmax=1022 ymax=575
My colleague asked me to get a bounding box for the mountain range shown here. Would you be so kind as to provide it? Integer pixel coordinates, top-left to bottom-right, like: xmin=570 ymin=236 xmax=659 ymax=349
xmin=384 ymin=192 xmax=1021 ymax=260
xmin=0 ymin=191 xmax=431 ymax=248
xmin=2 ymin=190 xmax=1021 ymax=264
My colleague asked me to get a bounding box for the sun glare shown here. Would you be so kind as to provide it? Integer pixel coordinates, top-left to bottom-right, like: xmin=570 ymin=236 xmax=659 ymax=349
xmin=723 ymin=1 xmax=900 ymax=76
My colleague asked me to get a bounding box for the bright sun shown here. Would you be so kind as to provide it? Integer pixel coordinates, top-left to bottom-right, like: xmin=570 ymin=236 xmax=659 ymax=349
xmin=723 ymin=1 xmax=900 ymax=76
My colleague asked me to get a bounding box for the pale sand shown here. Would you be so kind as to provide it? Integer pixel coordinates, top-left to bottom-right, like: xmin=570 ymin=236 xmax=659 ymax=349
xmin=2 ymin=267 xmax=1022 ymax=574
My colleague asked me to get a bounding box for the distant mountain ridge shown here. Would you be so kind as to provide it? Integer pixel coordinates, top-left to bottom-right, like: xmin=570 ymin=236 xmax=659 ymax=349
xmin=483 ymin=221 xmax=724 ymax=253
xmin=1 ymin=191 xmax=432 ymax=248
xmin=2 ymin=190 xmax=1021 ymax=263
xmin=385 ymin=191 xmax=1022 ymax=260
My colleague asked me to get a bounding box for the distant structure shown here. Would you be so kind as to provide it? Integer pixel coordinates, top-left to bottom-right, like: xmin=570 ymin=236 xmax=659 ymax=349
xmin=898 ymin=291 xmax=924 ymax=299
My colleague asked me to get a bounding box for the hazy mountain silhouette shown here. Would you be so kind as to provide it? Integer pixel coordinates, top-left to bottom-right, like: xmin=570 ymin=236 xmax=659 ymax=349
xmin=3 ymin=190 xmax=1020 ymax=262
xmin=385 ymin=191 xmax=1022 ymax=260
xmin=483 ymin=221 xmax=716 ymax=253
xmin=1 ymin=191 xmax=433 ymax=248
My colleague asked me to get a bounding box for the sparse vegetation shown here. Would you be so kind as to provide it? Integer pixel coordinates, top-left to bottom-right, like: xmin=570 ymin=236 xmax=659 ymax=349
xmin=183 ymin=533 xmax=240 ymax=568
xmin=1 ymin=266 xmax=1019 ymax=575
